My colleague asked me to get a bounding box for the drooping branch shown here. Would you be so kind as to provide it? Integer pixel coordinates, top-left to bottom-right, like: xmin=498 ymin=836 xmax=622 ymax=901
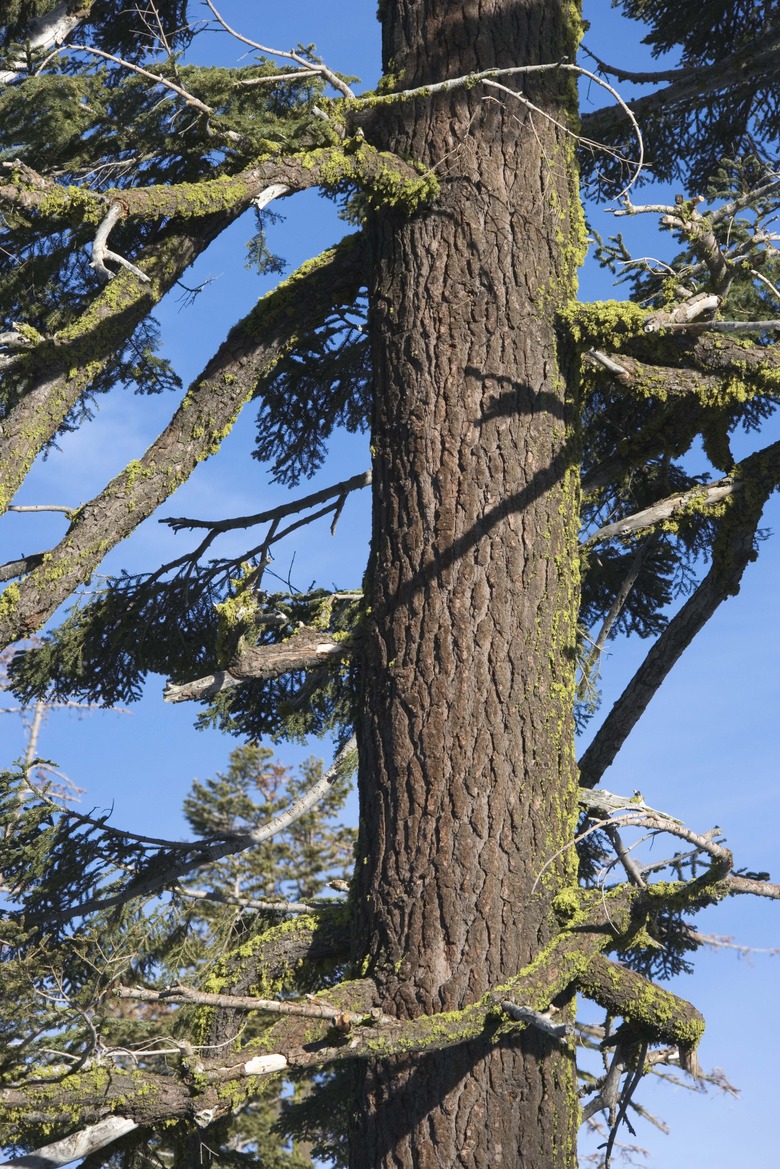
xmin=577 ymin=955 xmax=704 ymax=1073
xmin=0 ymin=236 xmax=365 ymax=648
xmin=579 ymin=440 xmax=780 ymax=788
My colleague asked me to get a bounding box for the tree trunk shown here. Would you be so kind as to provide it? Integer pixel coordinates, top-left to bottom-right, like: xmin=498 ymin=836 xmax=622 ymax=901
xmin=353 ymin=2 xmax=584 ymax=1166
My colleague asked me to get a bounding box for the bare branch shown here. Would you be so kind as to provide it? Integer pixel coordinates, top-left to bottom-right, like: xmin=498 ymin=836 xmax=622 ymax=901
xmin=582 ymin=477 xmax=740 ymax=547
xmin=356 ymin=61 xmax=644 ymax=196
xmin=204 ymin=0 xmax=355 ymax=100
xmin=655 ymin=318 xmax=780 ymax=334
xmin=725 ymin=874 xmax=780 ymax=900
xmin=0 ymin=553 xmax=46 ymax=583
xmin=578 ymin=536 xmax=655 ymax=697
xmin=0 ymin=1116 xmax=138 ymax=1169
xmin=66 ymin=43 xmax=214 ymax=116
xmin=90 ymin=202 xmax=150 ymax=284
xmin=175 ymin=885 xmax=336 ymax=914
xmin=118 ymin=983 xmax=381 ymax=1026
xmin=163 ymin=471 xmax=371 ymax=535
xmin=7 ymin=505 xmax=74 ymax=514
xmin=581 ymin=37 xmax=780 ymax=150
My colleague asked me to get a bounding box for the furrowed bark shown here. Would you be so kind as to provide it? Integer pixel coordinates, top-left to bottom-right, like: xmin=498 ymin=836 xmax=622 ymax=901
xmin=0 ymin=236 xmax=364 ymax=649
xmin=353 ymin=3 xmax=584 ymax=1167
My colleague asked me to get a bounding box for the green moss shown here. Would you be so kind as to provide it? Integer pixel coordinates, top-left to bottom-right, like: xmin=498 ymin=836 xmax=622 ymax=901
xmin=0 ymin=582 xmax=21 ymax=626
xmin=36 ymin=183 xmax=104 ymax=225
xmin=562 ymin=300 xmax=647 ymax=348
xmin=297 ymin=139 xmax=438 ymax=212
xmin=552 ymin=886 xmax=581 ymax=920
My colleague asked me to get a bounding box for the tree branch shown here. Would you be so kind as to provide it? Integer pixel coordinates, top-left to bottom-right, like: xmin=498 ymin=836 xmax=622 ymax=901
xmin=581 ymin=37 xmax=780 ymax=145
xmin=0 ymin=1116 xmax=139 ymax=1169
xmin=0 ymin=235 xmax=365 ymax=648
xmin=117 ymin=983 xmax=388 ymax=1026
xmin=163 ymin=626 xmax=353 ymax=703
xmin=583 ymin=477 xmax=739 ymax=547
xmin=579 ymin=440 xmax=780 ymax=788
xmin=577 ymin=955 xmax=703 ymax=1075
xmin=38 ymin=736 xmax=357 ymax=922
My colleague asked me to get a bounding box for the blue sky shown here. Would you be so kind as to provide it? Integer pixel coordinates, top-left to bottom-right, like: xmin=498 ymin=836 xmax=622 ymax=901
xmin=2 ymin=2 xmax=778 ymax=1165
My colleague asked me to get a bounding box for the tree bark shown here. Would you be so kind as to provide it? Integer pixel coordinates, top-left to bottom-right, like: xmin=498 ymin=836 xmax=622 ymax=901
xmin=353 ymin=3 xmax=584 ymax=1167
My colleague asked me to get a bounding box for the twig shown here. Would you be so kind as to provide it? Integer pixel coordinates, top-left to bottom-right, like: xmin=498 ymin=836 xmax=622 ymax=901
xmin=204 ymin=0 xmax=355 ymax=99
xmin=118 ymin=982 xmax=375 ymax=1024
xmin=66 ymin=43 xmax=213 ymax=115
xmin=7 ymin=505 xmax=74 ymax=514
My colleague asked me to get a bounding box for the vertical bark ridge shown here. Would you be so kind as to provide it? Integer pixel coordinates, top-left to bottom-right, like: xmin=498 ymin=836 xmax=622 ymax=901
xmin=354 ymin=3 xmax=584 ymax=1166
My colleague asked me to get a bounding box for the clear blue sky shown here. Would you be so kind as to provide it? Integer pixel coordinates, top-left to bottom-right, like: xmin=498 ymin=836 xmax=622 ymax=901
xmin=2 ymin=2 xmax=778 ymax=1165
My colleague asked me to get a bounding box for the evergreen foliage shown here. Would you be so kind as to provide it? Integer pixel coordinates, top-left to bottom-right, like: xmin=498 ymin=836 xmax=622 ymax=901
xmin=1 ymin=2 xmax=779 ymax=1167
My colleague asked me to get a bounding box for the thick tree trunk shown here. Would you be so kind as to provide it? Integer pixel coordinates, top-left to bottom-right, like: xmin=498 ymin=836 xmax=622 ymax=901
xmin=353 ymin=2 xmax=584 ymax=1167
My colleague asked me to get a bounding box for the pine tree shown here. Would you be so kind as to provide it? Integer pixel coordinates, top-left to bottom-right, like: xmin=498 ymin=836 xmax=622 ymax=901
xmin=1 ymin=2 xmax=779 ymax=1168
